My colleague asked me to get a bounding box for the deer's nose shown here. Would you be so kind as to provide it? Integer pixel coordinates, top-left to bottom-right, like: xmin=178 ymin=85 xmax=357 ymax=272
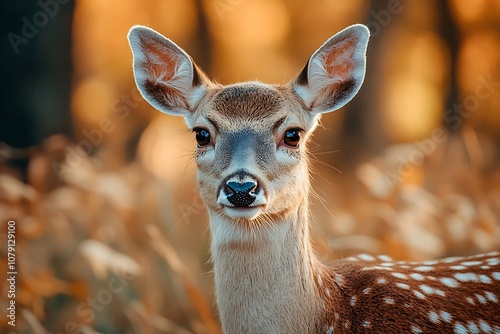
xmin=224 ymin=181 xmax=258 ymax=207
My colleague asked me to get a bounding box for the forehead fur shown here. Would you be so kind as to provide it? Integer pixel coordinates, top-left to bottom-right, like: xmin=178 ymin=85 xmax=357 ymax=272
xmin=212 ymin=82 xmax=284 ymax=121
xmin=193 ymin=81 xmax=318 ymax=133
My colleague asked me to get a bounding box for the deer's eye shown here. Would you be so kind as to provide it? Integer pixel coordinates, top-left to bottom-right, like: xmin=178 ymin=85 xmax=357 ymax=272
xmin=283 ymin=128 xmax=302 ymax=148
xmin=194 ymin=128 xmax=211 ymax=147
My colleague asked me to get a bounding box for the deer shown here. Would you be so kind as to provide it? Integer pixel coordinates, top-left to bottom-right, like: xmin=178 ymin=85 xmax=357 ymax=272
xmin=127 ymin=24 xmax=500 ymax=333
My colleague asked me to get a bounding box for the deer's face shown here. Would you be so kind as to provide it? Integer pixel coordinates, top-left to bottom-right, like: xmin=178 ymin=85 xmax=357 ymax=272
xmin=128 ymin=24 xmax=369 ymax=224
xmin=190 ymin=83 xmax=317 ymax=221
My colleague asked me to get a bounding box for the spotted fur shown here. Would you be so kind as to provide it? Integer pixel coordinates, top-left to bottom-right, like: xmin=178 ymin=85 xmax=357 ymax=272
xmin=316 ymin=252 xmax=500 ymax=333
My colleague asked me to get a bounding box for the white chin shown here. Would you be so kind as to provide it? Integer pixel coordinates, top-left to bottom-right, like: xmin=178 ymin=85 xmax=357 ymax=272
xmin=224 ymin=206 xmax=262 ymax=220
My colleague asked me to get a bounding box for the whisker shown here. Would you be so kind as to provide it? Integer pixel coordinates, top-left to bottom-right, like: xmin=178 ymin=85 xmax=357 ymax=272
xmin=309 ymin=156 xmax=343 ymax=175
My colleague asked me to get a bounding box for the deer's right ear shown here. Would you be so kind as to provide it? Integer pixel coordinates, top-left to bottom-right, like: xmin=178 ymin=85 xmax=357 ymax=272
xmin=127 ymin=26 xmax=208 ymax=117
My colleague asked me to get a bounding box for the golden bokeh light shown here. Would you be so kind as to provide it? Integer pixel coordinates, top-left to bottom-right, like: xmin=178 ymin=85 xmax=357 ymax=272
xmin=381 ymin=32 xmax=449 ymax=142
xmin=151 ymin=0 xmax=198 ymax=41
xmin=206 ymin=0 xmax=290 ymax=47
xmin=137 ymin=117 xmax=195 ymax=184
xmin=384 ymin=79 xmax=443 ymax=141
xmin=457 ymin=29 xmax=500 ymax=129
xmin=72 ymin=77 xmax=116 ymax=125
xmin=458 ymin=30 xmax=500 ymax=92
xmin=450 ymin=0 xmax=489 ymax=25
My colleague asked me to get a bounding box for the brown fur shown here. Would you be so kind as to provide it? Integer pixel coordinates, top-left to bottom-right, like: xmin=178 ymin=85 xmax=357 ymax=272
xmin=316 ymin=253 xmax=500 ymax=333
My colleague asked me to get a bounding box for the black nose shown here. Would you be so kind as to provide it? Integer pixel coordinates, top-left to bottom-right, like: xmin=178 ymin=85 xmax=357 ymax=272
xmin=225 ymin=181 xmax=257 ymax=207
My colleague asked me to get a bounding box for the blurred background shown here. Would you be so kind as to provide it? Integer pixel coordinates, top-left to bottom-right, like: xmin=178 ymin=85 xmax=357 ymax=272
xmin=1 ymin=0 xmax=500 ymax=333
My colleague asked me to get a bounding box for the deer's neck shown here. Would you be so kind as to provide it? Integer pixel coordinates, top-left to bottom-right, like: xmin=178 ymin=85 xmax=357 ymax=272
xmin=209 ymin=202 xmax=323 ymax=334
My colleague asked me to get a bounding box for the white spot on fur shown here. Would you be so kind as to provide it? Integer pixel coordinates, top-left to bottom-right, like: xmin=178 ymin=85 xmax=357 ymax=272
xmin=414 ymin=266 xmax=434 ymax=272
xmin=485 ymin=291 xmax=498 ymax=303
xmin=350 ymin=295 xmax=357 ymax=306
xmin=479 ymin=320 xmax=491 ymax=332
xmin=429 ymin=311 xmax=440 ymax=323
xmin=392 ymin=272 xmax=408 ymax=279
xmin=357 ymin=254 xmax=375 ymax=261
xmin=377 ymin=278 xmax=387 ymax=284
xmin=476 ymin=293 xmax=487 ymax=304
xmin=481 ymin=265 xmax=490 ymax=270
xmin=411 ymin=325 xmax=423 ymax=333
xmin=455 ymin=273 xmax=479 ymax=282
xmin=440 ymin=311 xmax=452 ymax=322
xmin=467 ymin=321 xmax=479 ymax=334
xmin=461 ymin=260 xmax=482 ymax=266
xmin=381 ymin=262 xmax=395 ymax=267
xmin=420 ymin=284 xmax=445 ymax=297
xmin=326 ymin=325 xmax=333 ymax=334
xmin=454 ymin=323 xmax=468 ymax=334
xmin=486 ymin=258 xmax=499 ymax=266
xmin=420 ymin=285 xmax=434 ymax=295
xmin=493 ymin=272 xmax=500 ymax=281
xmin=325 ymin=288 xmax=331 ymax=297
xmin=440 ymin=277 xmax=459 ymax=288
xmin=362 ymin=320 xmax=371 ymax=328
xmin=410 ymin=273 xmax=425 ymax=281
xmin=378 ymin=255 xmax=393 ymax=262
xmin=363 ymin=288 xmax=371 ymax=295
xmin=450 ymin=265 xmax=466 ymax=270
xmin=369 ymin=266 xmax=394 ymax=271
xmin=466 ymin=297 xmax=475 ymax=305
xmin=384 ymin=297 xmax=394 ymax=304
xmin=396 ymin=283 xmax=410 ymax=290
xmin=414 ymin=291 xmax=426 ymax=299
xmin=480 ymin=274 xmax=492 ymax=284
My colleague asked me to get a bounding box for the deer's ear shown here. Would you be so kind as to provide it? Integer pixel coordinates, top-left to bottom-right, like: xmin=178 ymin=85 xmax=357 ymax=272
xmin=292 ymin=24 xmax=369 ymax=114
xmin=127 ymin=25 xmax=209 ymax=117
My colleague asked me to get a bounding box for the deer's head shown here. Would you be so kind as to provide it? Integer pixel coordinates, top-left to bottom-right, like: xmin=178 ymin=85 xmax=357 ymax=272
xmin=128 ymin=25 xmax=369 ymax=227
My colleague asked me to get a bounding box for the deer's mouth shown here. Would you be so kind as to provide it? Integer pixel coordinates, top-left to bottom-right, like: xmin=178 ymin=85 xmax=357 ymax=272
xmin=223 ymin=206 xmax=264 ymax=220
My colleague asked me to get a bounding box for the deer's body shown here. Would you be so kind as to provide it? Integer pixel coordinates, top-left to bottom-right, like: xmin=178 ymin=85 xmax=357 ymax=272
xmin=128 ymin=24 xmax=500 ymax=333
xmin=318 ymin=253 xmax=500 ymax=333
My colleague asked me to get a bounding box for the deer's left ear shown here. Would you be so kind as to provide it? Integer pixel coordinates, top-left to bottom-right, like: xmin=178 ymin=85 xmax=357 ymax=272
xmin=292 ymin=24 xmax=370 ymax=114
